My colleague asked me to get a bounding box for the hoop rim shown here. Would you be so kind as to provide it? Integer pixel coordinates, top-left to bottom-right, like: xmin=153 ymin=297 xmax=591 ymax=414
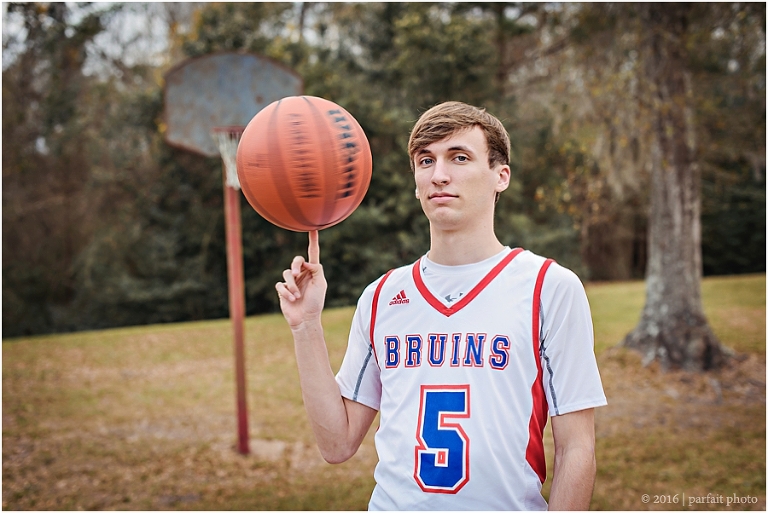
xmin=212 ymin=126 xmax=246 ymax=134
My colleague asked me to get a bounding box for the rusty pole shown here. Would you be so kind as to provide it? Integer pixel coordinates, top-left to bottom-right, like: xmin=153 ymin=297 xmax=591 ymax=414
xmin=223 ymin=175 xmax=249 ymax=455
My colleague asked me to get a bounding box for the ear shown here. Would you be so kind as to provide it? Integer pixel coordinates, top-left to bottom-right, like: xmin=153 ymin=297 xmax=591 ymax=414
xmin=415 ymin=187 xmax=420 ymax=199
xmin=495 ymin=164 xmax=511 ymax=194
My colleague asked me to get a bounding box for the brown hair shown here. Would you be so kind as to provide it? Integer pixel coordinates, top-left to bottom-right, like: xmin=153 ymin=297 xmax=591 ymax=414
xmin=408 ymin=101 xmax=511 ymax=172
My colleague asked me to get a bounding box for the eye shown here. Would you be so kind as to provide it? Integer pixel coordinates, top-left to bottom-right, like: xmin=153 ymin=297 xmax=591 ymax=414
xmin=454 ymin=154 xmax=469 ymax=163
xmin=419 ymin=157 xmax=434 ymax=166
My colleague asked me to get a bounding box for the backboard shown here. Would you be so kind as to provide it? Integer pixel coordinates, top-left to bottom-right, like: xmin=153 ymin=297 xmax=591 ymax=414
xmin=163 ymin=51 xmax=303 ymax=157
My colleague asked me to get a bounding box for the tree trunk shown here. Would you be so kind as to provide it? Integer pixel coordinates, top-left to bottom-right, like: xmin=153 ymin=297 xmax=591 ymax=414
xmin=622 ymin=4 xmax=727 ymax=371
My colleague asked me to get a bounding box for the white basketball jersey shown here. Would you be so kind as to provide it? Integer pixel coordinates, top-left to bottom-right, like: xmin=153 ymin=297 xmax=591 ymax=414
xmin=336 ymin=248 xmax=607 ymax=510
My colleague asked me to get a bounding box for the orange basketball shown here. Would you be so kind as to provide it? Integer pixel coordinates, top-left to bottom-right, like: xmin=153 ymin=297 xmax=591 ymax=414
xmin=236 ymin=96 xmax=372 ymax=232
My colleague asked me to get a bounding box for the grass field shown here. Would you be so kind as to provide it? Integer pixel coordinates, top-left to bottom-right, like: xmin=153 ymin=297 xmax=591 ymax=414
xmin=3 ymin=274 xmax=765 ymax=510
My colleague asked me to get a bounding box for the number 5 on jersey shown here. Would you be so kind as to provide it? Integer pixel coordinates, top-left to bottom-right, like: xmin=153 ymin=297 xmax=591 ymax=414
xmin=414 ymin=384 xmax=470 ymax=493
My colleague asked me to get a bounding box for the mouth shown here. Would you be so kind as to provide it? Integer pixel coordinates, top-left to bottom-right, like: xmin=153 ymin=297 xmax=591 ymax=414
xmin=427 ymin=192 xmax=458 ymax=206
xmin=428 ymin=192 xmax=458 ymax=200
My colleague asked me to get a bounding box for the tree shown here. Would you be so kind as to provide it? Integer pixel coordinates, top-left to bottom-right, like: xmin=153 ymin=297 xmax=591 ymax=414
xmin=495 ymin=3 xmax=650 ymax=281
xmin=2 ymin=3 xmax=113 ymax=335
xmin=511 ymin=3 xmax=761 ymax=369
xmin=622 ymin=4 xmax=726 ymax=371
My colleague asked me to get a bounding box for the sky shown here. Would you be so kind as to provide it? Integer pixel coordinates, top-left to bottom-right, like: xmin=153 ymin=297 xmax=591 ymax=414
xmin=1 ymin=3 xmax=187 ymax=76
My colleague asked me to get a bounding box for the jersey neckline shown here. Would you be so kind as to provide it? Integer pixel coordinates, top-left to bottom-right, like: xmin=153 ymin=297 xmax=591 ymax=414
xmin=411 ymin=247 xmax=524 ymax=317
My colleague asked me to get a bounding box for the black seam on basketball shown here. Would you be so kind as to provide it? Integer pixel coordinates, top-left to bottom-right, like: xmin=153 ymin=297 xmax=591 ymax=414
xmin=238 ymin=129 xmax=290 ymax=228
xmin=303 ymin=96 xmax=338 ymax=226
xmin=237 ymin=107 xmax=290 ymax=230
xmin=267 ymin=98 xmax=314 ymax=230
xmin=350 ymin=122 xmax=372 ymax=211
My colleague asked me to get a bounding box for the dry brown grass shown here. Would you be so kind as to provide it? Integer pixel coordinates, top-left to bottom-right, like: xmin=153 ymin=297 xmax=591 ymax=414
xmin=2 ymin=275 xmax=765 ymax=510
xmin=2 ymin=312 xmax=380 ymax=510
xmin=589 ymin=348 xmax=765 ymax=510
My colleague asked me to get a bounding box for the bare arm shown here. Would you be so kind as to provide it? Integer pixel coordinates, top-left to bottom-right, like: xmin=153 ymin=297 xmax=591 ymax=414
xmin=276 ymin=230 xmax=377 ymax=463
xmin=548 ymin=408 xmax=597 ymax=510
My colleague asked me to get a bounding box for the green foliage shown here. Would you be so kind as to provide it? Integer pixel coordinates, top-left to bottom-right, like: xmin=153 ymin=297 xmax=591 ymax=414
xmin=2 ymin=2 xmax=764 ymax=336
xmin=389 ymin=4 xmax=498 ymax=108
xmin=689 ymin=3 xmax=766 ymax=276
xmin=69 ymin=147 xmax=232 ymax=330
xmin=702 ymin=172 xmax=766 ymax=276
xmin=181 ymin=3 xmax=295 ymax=57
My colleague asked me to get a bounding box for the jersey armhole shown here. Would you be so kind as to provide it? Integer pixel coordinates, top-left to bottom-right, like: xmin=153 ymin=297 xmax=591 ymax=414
xmin=532 ymin=258 xmax=555 ymax=361
xmin=526 ymin=258 xmax=555 ymax=484
xmin=369 ymin=269 xmax=394 ymax=365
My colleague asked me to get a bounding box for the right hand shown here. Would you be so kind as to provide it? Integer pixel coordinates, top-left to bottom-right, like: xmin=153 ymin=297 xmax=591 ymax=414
xmin=276 ymin=230 xmax=327 ymax=329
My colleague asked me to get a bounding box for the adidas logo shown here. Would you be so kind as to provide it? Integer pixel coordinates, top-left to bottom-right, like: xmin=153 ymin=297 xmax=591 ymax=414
xmin=389 ymin=290 xmax=410 ymax=306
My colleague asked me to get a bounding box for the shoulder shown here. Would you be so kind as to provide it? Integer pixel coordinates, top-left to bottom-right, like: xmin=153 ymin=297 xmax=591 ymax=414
xmin=352 ymin=261 xmax=416 ymax=328
xmin=543 ymin=261 xmax=585 ymax=292
xmin=515 ymin=249 xmax=587 ymax=298
xmin=517 ymin=250 xmax=583 ymax=287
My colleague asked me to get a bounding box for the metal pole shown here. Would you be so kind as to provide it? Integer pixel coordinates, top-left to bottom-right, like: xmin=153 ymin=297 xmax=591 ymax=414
xmin=223 ymin=176 xmax=249 ymax=455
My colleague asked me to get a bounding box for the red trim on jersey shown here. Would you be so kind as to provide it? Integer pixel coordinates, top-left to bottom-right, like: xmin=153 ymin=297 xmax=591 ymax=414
xmin=526 ymin=258 xmax=554 ymax=483
xmin=369 ymin=269 xmax=394 ymax=364
xmin=412 ymin=248 xmax=524 ymax=317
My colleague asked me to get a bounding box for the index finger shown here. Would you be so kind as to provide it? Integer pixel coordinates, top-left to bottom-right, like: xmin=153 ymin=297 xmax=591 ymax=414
xmin=308 ymin=230 xmax=320 ymax=264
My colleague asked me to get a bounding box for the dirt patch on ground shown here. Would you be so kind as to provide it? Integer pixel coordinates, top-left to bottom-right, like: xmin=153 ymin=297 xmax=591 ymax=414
xmin=596 ymin=347 xmax=765 ymax=435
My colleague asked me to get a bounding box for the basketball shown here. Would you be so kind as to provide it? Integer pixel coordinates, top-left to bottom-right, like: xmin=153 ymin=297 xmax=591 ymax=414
xmin=236 ymin=95 xmax=372 ymax=232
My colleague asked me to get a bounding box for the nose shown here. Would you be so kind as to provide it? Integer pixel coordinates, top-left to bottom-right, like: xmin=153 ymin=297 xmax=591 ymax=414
xmin=431 ymin=158 xmax=450 ymax=185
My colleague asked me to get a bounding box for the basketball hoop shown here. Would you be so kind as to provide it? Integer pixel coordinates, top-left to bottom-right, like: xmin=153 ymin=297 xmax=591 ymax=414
xmin=162 ymin=52 xmax=303 ymax=456
xmin=212 ymin=127 xmax=244 ymax=190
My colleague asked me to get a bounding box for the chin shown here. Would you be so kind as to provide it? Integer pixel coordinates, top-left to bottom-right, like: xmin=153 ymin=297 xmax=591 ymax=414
xmin=427 ymin=211 xmax=463 ymax=230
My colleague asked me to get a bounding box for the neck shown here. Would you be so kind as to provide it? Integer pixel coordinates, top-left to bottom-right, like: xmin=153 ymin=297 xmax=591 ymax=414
xmin=427 ymin=221 xmax=504 ymax=266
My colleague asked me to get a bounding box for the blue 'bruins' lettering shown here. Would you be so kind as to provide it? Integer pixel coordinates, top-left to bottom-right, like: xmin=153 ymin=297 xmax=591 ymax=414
xmin=384 ymin=332 xmax=513 ymax=370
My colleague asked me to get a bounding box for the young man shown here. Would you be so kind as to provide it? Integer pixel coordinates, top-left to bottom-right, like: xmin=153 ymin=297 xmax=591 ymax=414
xmin=276 ymin=101 xmax=607 ymax=510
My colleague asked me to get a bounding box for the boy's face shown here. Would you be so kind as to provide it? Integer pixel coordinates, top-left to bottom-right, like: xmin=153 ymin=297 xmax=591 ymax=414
xmin=413 ymin=126 xmax=510 ymax=232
